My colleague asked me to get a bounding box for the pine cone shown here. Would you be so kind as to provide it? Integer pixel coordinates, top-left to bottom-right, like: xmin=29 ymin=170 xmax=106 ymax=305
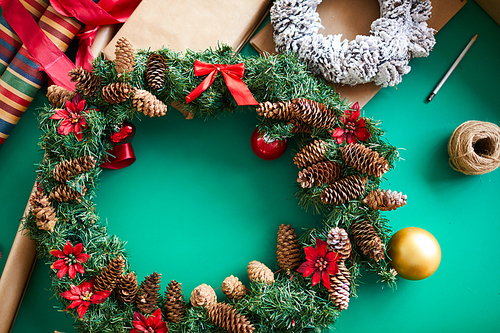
xmin=164 ymin=280 xmax=186 ymax=323
xmin=320 ymin=175 xmax=367 ymax=205
xmin=289 ymin=118 xmax=311 ymax=134
xmin=115 ymin=272 xmax=138 ymax=304
xmin=292 ymin=98 xmax=337 ymax=130
xmin=53 ymin=156 xmax=96 ymax=183
xmin=49 ymin=184 xmax=85 ymax=202
xmin=255 ymin=100 xmax=295 ymax=122
xmin=146 ymin=53 xmax=167 ymax=90
xmin=114 ymin=37 xmax=135 ymax=74
xmin=247 ymin=260 xmax=274 ymax=284
xmin=68 ymin=67 xmax=101 ymax=96
xmin=136 ymin=272 xmax=162 ymax=314
xmin=297 ymin=160 xmax=342 ymax=188
xmin=340 ymin=143 xmax=389 ymax=178
xmin=132 ymin=88 xmax=168 ymax=117
xmin=363 ymin=189 xmax=407 ymax=211
xmin=350 ymin=221 xmax=385 ymax=262
xmin=329 ymin=262 xmax=351 ymax=311
xmin=190 ymin=283 xmax=217 ymax=308
xmin=276 ymin=224 xmax=301 ymax=272
xmin=207 ymin=303 xmax=255 ymax=333
xmin=326 ymin=227 xmax=352 ymax=261
xmin=221 ymin=275 xmax=246 ymax=301
xmin=94 ymin=255 xmax=125 ymax=292
xmin=30 ymin=189 xmax=57 ymax=232
xmin=293 ymin=140 xmax=330 ymax=169
xmin=46 ymin=85 xmax=76 ymax=108
xmin=102 ymin=82 xmax=133 ymax=104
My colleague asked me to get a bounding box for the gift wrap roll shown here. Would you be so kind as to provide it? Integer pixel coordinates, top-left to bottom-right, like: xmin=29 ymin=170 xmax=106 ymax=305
xmin=0 ymin=5 xmax=82 ymax=146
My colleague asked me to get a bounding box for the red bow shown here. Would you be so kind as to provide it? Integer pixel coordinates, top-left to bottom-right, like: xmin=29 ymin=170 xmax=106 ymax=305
xmin=185 ymin=60 xmax=258 ymax=106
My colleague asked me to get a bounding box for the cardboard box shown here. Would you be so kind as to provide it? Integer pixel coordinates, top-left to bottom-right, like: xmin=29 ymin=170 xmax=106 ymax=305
xmin=475 ymin=0 xmax=500 ymax=25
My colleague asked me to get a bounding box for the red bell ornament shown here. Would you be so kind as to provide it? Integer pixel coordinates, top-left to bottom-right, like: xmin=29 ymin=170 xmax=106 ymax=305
xmin=250 ymin=128 xmax=288 ymax=160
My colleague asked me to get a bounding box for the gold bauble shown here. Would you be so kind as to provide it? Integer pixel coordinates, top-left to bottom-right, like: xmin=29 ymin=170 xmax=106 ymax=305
xmin=387 ymin=227 xmax=441 ymax=280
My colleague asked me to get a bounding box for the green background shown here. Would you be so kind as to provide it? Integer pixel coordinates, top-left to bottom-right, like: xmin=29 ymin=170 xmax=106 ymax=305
xmin=1 ymin=1 xmax=499 ymax=332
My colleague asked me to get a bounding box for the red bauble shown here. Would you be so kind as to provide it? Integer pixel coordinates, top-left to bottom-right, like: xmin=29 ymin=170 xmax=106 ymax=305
xmin=250 ymin=128 xmax=288 ymax=160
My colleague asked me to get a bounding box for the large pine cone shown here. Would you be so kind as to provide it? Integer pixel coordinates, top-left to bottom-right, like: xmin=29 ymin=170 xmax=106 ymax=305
xmin=363 ymin=189 xmax=407 ymax=211
xmin=49 ymin=184 xmax=85 ymax=202
xmin=146 ymin=53 xmax=167 ymax=90
xmin=340 ymin=143 xmax=389 ymax=178
xmin=276 ymin=224 xmax=301 ymax=272
xmin=292 ymin=98 xmax=337 ymax=130
xmin=46 ymin=85 xmax=76 ymax=108
xmin=53 ymin=156 xmax=96 ymax=183
xmin=164 ymin=280 xmax=186 ymax=323
xmin=30 ymin=189 xmax=57 ymax=232
xmin=68 ymin=67 xmax=101 ymax=96
xmin=326 ymin=227 xmax=352 ymax=261
xmin=94 ymin=255 xmax=125 ymax=292
xmin=255 ymin=100 xmax=295 ymax=122
xmin=293 ymin=139 xmax=330 ymax=169
xmin=350 ymin=221 xmax=385 ymax=262
xmin=132 ymin=88 xmax=168 ymax=117
xmin=115 ymin=272 xmax=138 ymax=304
xmin=329 ymin=262 xmax=351 ymax=311
xmin=102 ymin=82 xmax=132 ymax=104
xmin=190 ymin=283 xmax=217 ymax=308
xmin=222 ymin=275 xmax=246 ymax=301
xmin=320 ymin=175 xmax=367 ymax=205
xmin=289 ymin=118 xmax=311 ymax=134
xmin=207 ymin=303 xmax=255 ymax=333
xmin=247 ymin=260 xmax=274 ymax=284
xmin=297 ymin=160 xmax=342 ymax=188
xmin=114 ymin=37 xmax=135 ymax=74
xmin=136 ymin=272 xmax=162 ymax=314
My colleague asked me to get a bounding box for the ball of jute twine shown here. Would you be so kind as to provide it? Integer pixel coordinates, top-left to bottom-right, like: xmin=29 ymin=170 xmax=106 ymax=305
xmin=447 ymin=120 xmax=500 ymax=175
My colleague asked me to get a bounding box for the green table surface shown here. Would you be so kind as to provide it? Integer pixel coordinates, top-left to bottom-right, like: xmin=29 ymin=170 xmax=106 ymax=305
xmin=1 ymin=1 xmax=499 ymax=332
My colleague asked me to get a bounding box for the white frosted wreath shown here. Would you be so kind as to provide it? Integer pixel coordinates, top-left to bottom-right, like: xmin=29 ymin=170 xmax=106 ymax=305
xmin=270 ymin=0 xmax=436 ymax=87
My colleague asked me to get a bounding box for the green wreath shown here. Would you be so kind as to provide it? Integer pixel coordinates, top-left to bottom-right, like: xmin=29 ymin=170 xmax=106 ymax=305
xmin=25 ymin=42 xmax=403 ymax=333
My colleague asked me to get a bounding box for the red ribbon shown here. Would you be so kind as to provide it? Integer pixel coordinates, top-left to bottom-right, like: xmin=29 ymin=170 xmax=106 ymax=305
xmin=185 ymin=60 xmax=258 ymax=106
xmin=100 ymin=142 xmax=136 ymax=169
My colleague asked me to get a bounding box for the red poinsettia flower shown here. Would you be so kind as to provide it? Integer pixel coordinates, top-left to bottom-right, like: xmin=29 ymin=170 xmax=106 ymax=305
xmin=60 ymin=280 xmax=110 ymax=319
xmin=49 ymin=94 xmax=87 ymax=141
xmin=297 ymin=238 xmax=340 ymax=290
xmin=331 ymin=102 xmax=371 ymax=144
xmin=50 ymin=241 xmax=90 ymax=279
xmin=131 ymin=308 xmax=168 ymax=333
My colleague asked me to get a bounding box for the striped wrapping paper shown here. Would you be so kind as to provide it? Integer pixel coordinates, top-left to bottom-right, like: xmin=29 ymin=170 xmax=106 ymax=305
xmin=0 ymin=5 xmax=82 ymax=146
xmin=0 ymin=0 xmax=50 ymax=77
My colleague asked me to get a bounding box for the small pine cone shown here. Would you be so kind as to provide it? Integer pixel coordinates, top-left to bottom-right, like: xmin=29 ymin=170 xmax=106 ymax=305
xmin=136 ymin=272 xmax=162 ymax=314
xmin=164 ymin=280 xmax=186 ymax=323
xmin=132 ymin=88 xmax=168 ymax=117
xmin=146 ymin=53 xmax=167 ymax=90
xmin=102 ymin=82 xmax=133 ymax=104
xmin=276 ymin=224 xmax=301 ymax=272
xmin=115 ymin=272 xmax=138 ymax=304
xmin=53 ymin=156 xmax=96 ymax=183
xmin=94 ymin=255 xmax=125 ymax=292
xmin=255 ymin=100 xmax=295 ymax=122
xmin=329 ymin=262 xmax=351 ymax=311
xmin=340 ymin=143 xmax=389 ymax=178
xmin=30 ymin=189 xmax=57 ymax=232
xmin=49 ymin=184 xmax=85 ymax=202
xmin=292 ymin=98 xmax=336 ymax=130
xmin=363 ymin=189 xmax=407 ymax=211
xmin=297 ymin=160 xmax=342 ymax=188
xmin=350 ymin=221 xmax=385 ymax=262
xmin=68 ymin=67 xmax=101 ymax=96
xmin=293 ymin=140 xmax=330 ymax=169
xmin=207 ymin=303 xmax=255 ymax=333
xmin=221 ymin=275 xmax=246 ymax=301
xmin=326 ymin=227 xmax=351 ymax=261
xmin=320 ymin=175 xmax=367 ymax=205
xmin=190 ymin=283 xmax=217 ymax=308
xmin=114 ymin=37 xmax=135 ymax=74
xmin=247 ymin=260 xmax=274 ymax=284
xmin=46 ymin=85 xmax=76 ymax=108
